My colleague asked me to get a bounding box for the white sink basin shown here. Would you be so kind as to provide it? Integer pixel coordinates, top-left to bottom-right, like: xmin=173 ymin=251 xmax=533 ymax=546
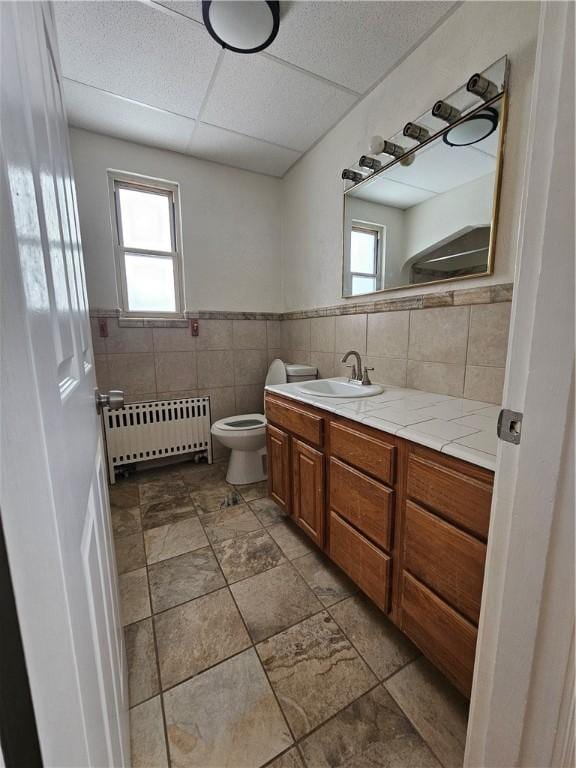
xmin=297 ymin=378 xmax=384 ymax=398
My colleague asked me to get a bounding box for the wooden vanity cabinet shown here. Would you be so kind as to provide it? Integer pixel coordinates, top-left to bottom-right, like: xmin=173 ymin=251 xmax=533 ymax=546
xmin=265 ymin=393 xmax=494 ymax=698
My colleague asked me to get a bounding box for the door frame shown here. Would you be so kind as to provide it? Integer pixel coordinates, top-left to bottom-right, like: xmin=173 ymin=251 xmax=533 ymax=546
xmin=465 ymin=2 xmax=575 ymax=765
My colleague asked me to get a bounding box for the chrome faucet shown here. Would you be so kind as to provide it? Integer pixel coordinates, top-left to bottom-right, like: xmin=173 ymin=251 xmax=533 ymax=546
xmin=341 ymin=350 xmax=362 ymax=382
xmin=341 ymin=350 xmax=374 ymax=385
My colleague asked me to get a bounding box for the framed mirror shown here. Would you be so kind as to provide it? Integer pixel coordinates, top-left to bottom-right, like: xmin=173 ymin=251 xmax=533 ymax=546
xmin=342 ymin=62 xmax=508 ymax=297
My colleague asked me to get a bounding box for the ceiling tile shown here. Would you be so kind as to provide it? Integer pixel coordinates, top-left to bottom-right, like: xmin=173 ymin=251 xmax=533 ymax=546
xmin=188 ymin=123 xmax=301 ymax=177
xmin=154 ymin=0 xmax=203 ymax=24
xmin=202 ymin=52 xmax=357 ymax=152
xmin=355 ymin=179 xmax=435 ymax=208
xmin=63 ymin=80 xmax=196 ymax=153
xmin=384 ymin=141 xmax=496 ymax=193
xmin=267 ymin=1 xmax=456 ymax=93
xmin=54 ymin=1 xmax=219 ymax=118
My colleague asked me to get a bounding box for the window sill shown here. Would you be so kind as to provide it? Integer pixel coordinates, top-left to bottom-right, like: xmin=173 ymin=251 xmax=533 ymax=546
xmin=118 ymin=313 xmax=190 ymax=328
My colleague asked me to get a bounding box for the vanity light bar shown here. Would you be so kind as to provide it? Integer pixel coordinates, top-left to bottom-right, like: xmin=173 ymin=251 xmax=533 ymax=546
xmin=403 ymin=122 xmax=430 ymax=143
xmin=467 ymin=73 xmax=499 ymax=102
xmin=343 ymin=61 xmax=506 ymax=190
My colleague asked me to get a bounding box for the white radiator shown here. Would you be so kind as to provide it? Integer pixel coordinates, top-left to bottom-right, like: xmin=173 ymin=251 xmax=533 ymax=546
xmin=103 ymin=397 xmax=212 ymax=483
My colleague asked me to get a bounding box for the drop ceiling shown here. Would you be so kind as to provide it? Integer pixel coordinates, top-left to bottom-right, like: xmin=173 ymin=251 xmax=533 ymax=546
xmin=55 ymin=0 xmax=457 ymax=177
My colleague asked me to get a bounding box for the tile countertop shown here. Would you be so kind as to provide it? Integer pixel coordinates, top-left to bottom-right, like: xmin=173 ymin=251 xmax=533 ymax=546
xmin=265 ymin=378 xmax=500 ymax=472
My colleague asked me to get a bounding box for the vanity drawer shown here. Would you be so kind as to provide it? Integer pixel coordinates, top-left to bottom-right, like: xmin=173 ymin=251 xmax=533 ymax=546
xmin=329 ymin=511 xmax=390 ymax=612
xmin=330 ymin=420 xmax=395 ymax=486
xmin=400 ymin=571 xmax=477 ymax=697
xmin=404 ymin=501 xmax=486 ymax=623
xmin=406 ymin=449 xmax=493 ymax=539
xmin=329 ymin=457 xmax=393 ymax=551
xmin=265 ymin=397 xmax=324 ymax=448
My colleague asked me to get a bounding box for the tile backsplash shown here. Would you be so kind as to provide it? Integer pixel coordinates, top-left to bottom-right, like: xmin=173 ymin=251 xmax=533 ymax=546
xmin=280 ymin=302 xmax=511 ymax=404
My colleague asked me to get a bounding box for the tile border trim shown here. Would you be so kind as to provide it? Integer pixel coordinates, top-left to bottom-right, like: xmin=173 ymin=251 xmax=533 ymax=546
xmin=89 ymin=283 xmax=513 ymax=326
xmin=282 ymin=283 xmax=513 ymax=319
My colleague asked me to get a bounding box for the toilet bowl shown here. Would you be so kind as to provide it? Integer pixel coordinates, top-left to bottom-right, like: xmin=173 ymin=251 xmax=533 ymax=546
xmin=211 ymin=359 xmax=317 ymax=485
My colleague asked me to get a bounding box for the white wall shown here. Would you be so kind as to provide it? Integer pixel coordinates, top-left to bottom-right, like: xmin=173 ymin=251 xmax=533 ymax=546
xmin=71 ymin=3 xmax=540 ymax=315
xmin=281 ymin=1 xmax=540 ymax=311
xmin=403 ymin=172 xmax=494 ymax=265
xmin=69 ymin=128 xmax=283 ymax=312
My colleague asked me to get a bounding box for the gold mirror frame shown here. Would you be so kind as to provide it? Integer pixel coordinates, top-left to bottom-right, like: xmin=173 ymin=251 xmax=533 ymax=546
xmin=342 ymin=91 xmax=508 ymax=298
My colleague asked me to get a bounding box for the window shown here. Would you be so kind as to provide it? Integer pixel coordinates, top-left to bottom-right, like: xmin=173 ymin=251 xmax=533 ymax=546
xmin=110 ymin=174 xmax=183 ymax=314
xmin=350 ymin=224 xmax=382 ymax=295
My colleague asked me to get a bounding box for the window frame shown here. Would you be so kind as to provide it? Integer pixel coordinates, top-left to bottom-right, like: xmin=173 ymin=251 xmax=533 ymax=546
xmin=108 ymin=171 xmax=184 ymax=317
xmin=349 ymin=223 xmax=384 ymax=295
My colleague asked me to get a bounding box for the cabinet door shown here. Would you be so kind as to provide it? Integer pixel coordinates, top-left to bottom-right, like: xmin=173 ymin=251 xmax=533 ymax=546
xmin=292 ymin=438 xmax=325 ymax=547
xmin=400 ymin=571 xmax=477 ymax=697
xmin=266 ymin=425 xmax=291 ymax=512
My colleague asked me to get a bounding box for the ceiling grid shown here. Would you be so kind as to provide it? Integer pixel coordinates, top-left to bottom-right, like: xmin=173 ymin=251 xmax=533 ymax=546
xmin=55 ymin=0 xmax=458 ymax=177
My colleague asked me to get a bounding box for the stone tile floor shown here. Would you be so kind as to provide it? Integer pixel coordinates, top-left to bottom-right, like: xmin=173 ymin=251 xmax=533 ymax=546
xmin=112 ymin=460 xmax=469 ymax=768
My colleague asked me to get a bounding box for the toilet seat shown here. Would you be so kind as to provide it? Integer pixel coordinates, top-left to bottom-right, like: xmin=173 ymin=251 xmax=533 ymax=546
xmin=213 ymin=413 xmax=266 ymax=433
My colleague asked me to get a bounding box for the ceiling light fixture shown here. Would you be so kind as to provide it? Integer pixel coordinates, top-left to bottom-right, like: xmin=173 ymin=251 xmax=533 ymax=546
xmin=443 ymin=106 xmax=499 ymax=147
xmin=202 ymin=1 xmax=280 ymax=54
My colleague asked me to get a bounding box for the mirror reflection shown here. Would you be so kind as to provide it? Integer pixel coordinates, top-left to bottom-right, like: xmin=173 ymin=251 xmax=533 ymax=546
xmin=343 ymin=96 xmax=504 ymax=296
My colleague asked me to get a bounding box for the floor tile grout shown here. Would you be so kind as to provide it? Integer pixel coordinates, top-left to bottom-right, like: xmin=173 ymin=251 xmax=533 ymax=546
xmin=119 ymin=472 xmax=368 ymax=765
xmin=121 ymin=475 xmax=381 ymax=667
xmin=126 ymin=584 xmax=366 ymax=707
xmin=137 ymin=481 xmax=172 ymax=767
xmin=180 ymin=489 xmax=301 ymax=752
xmin=326 ymin=598 xmax=409 ymax=683
xmin=383 ymin=665 xmax=461 ymax=768
xmin=292 ymin=679 xmax=385 ymax=765
xmin=115 ymin=464 xmax=466 ymax=768
xmin=120 ymin=508 xmax=322 ymax=599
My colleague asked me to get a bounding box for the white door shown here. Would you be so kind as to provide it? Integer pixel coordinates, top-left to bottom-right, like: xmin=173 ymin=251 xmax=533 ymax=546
xmin=0 ymin=3 xmax=128 ymax=766
xmin=465 ymin=2 xmax=574 ymax=766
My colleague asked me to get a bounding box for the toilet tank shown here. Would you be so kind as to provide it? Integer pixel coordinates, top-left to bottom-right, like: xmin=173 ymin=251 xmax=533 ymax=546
xmin=285 ymin=363 xmax=317 ymax=383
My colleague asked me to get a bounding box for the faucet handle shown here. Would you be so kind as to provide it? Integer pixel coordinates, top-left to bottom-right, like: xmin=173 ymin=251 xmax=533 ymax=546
xmin=344 ymin=363 xmax=357 ymax=381
xmin=362 ymin=367 xmax=374 ymax=385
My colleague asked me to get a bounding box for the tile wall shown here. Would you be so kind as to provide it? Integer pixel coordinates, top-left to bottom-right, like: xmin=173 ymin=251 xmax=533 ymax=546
xmin=91 ymin=292 xmax=512 ymax=429
xmin=92 ymin=317 xmax=281 ymax=457
xmin=280 ymin=301 xmax=511 ymax=404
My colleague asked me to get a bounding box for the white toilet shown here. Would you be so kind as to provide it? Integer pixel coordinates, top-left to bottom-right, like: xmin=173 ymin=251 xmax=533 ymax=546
xmin=211 ymin=359 xmax=317 ymax=485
